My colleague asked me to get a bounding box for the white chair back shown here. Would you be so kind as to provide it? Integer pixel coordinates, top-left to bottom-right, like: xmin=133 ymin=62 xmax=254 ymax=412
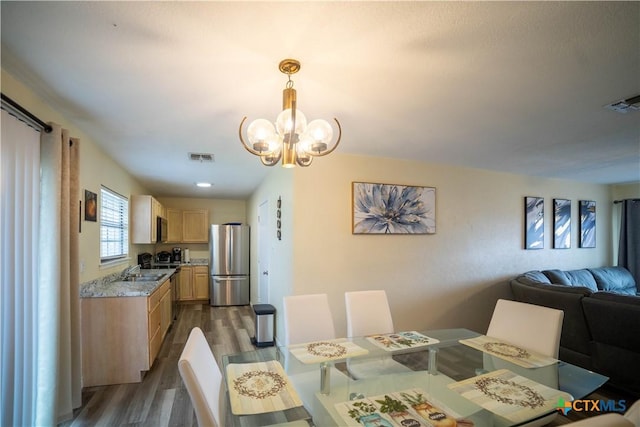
xmin=178 ymin=327 xmax=224 ymax=427
xmin=487 ymin=299 xmax=564 ymax=357
xmin=345 ymin=290 xmax=394 ymax=337
xmin=283 ymin=293 xmax=336 ymax=345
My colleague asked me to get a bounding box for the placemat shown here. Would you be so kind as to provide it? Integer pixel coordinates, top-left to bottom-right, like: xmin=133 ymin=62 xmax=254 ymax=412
xmin=459 ymin=335 xmax=557 ymax=368
xmin=366 ymin=331 xmax=440 ymax=351
xmin=289 ymin=338 xmax=369 ymax=364
xmin=226 ymin=360 xmax=303 ymax=415
xmin=447 ymin=369 xmax=571 ymax=424
xmin=334 ymin=388 xmax=473 ymax=427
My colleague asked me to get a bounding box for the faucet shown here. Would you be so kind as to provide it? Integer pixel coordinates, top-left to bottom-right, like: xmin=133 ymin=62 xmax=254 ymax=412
xmin=121 ymin=264 xmax=141 ymax=279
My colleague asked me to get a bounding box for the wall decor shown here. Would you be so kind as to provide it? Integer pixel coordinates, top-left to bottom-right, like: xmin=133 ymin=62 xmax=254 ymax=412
xmin=352 ymin=182 xmax=436 ymax=234
xmin=553 ymin=198 xmax=571 ymax=249
xmin=276 ymin=196 xmax=282 ymax=240
xmin=524 ymin=196 xmax=544 ymax=249
xmin=84 ymin=189 xmax=97 ymax=222
xmin=579 ymin=200 xmax=596 ymax=248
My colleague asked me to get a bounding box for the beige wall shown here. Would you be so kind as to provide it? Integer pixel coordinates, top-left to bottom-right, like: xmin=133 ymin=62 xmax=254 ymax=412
xmin=248 ymin=153 xmax=613 ymax=344
xmin=2 ymin=70 xmax=151 ymax=282
xmin=247 ymin=167 xmax=294 ymax=338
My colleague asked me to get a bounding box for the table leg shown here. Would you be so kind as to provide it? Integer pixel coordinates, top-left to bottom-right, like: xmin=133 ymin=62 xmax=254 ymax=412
xmin=320 ymin=362 xmax=330 ymax=395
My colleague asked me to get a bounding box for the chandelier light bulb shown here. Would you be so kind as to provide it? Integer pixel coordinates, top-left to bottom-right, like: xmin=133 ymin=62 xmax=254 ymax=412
xmin=276 ymin=108 xmax=307 ymax=138
xmin=303 ymin=119 xmax=333 ymax=153
xmin=247 ymin=119 xmax=277 ymax=153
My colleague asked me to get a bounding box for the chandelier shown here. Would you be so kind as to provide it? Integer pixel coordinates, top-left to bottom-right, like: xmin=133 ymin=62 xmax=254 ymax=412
xmin=239 ymin=59 xmax=342 ymax=168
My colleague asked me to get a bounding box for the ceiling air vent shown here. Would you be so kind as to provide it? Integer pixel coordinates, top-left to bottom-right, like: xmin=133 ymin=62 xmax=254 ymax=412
xmin=188 ymin=152 xmax=215 ymax=162
xmin=604 ymin=95 xmax=640 ymax=114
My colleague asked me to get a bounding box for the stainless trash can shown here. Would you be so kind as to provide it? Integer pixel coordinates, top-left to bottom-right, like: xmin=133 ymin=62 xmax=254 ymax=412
xmin=252 ymin=304 xmax=275 ymax=347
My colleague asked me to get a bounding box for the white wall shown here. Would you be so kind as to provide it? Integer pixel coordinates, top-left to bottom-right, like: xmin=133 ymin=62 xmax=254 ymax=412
xmin=272 ymin=153 xmax=612 ymax=340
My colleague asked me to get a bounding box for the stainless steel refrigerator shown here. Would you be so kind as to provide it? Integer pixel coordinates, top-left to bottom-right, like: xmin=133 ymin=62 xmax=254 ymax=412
xmin=209 ymin=224 xmax=250 ymax=306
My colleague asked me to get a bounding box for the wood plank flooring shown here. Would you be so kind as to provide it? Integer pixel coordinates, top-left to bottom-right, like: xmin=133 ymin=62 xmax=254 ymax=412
xmin=60 ymin=304 xmax=635 ymax=426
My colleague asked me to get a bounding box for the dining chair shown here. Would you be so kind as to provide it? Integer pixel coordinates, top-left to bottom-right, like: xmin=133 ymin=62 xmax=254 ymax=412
xmin=344 ymin=290 xmax=411 ymax=379
xmin=283 ymin=293 xmax=336 ymax=345
xmin=486 ymin=299 xmax=564 ymax=427
xmin=178 ymin=327 xmax=224 ymax=427
xmin=487 ymin=298 xmax=564 ymax=358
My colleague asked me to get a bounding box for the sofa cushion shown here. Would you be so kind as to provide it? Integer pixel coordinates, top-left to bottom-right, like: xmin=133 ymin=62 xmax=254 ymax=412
xmin=542 ymin=269 xmax=599 ymax=291
xmin=588 ymin=267 xmax=637 ymax=295
xmin=542 ymin=269 xmax=571 ymax=285
xmin=517 ymin=271 xmax=552 ymax=285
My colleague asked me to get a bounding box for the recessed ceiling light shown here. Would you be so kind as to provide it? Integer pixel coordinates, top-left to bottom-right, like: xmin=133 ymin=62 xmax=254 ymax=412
xmin=195 ymin=182 xmax=212 ymax=188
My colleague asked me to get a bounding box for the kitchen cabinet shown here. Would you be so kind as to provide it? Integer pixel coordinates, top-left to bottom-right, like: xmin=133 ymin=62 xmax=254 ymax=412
xmin=179 ymin=265 xmax=209 ymax=301
xmin=166 ymin=208 xmax=183 ymax=243
xmin=179 ymin=266 xmax=193 ymax=300
xmin=131 ymin=195 xmax=165 ymax=244
xmin=81 ymin=278 xmax=172 ymax=386
xmin=194 ymin=266 xmax=209 ymax=299
xmin=182 ymin=209 xmax=209 ymax=242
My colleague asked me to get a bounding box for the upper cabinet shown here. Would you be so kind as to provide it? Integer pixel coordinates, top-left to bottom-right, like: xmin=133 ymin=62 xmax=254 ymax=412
xmin=165 ymin=208 xmax=209 ymax=243
xmin=182 ymin=209 xmax=209 ymax=243
xmin=131 ymin=195 xmax=165 ymax=244
xmin=166 ymin=208 xmax=183 ymax=243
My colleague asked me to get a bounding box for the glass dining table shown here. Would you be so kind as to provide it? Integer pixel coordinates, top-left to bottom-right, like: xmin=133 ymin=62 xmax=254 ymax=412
xmin=221 ymin=329 xmax=608 ymax=427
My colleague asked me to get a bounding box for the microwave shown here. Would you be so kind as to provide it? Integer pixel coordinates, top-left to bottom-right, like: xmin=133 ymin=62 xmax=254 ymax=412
xmin=157 ymin=216 xmax=168 ymax=243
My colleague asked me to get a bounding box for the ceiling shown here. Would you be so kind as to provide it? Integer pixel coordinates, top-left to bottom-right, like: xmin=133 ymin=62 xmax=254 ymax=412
xmin=2 ymin=1 xmax=639 ymax=199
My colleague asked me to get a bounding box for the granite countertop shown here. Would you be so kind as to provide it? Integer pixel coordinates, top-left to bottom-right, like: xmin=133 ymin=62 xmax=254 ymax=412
xmin=80 ymin=268 xmax=177 ymax=298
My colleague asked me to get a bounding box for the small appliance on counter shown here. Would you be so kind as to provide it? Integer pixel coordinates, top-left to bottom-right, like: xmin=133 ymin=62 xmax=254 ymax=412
xmin=156 ymin=251 xmax=172 ymax=263
xmin=184 ymin=248 xmax=191 ymax=263
xmin=138 ymin=252 xmax=153 ymax=269
xmin=172 ymin=247 xmax=182 ymax=263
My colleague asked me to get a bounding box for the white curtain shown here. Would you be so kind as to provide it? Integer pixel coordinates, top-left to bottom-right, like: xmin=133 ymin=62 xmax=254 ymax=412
xmin=1 ymin=112 xmax=81 ymax=425
xmin=1 ymin=110 xmax=42 ymax=426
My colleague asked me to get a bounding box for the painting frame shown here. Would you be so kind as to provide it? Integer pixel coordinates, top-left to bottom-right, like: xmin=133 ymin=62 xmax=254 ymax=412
xmin=84 ymin=189 xmax=97 ymax=222
xmin=524 ymin=196 xmax=544 ymax=249
xmin=579 ymin=200 xmax=596 ymax=248
xmin=352 ymin=182 xmax=436 ymax=235
xmin=553 ymin=198 xmax=571 ymax=249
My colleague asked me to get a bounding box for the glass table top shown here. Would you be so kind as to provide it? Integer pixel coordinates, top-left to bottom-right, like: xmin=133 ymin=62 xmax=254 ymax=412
xmin=221 ymin=328 xmax=608 ymax=427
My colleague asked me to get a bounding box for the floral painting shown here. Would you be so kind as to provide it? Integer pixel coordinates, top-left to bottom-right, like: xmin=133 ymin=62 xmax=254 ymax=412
xmin=553 ymin=199 xmax=571 ymax=249
xmin=579 ymin=200 xmax=596 ymax=248
xmin=352 ymin=182 xmax=435 ymax=234
xmin=524 ymin=196 xmax=544 ymax=249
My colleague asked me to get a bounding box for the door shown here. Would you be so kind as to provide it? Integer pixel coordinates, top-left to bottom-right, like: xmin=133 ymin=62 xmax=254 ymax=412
xmin=258 ymin=200 xmax=270 ymax=304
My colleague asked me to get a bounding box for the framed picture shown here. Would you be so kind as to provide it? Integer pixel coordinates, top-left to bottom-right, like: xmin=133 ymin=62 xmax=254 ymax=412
xmin=84 ymin=189 xmax=97 ymax=222
xmin=524 ymin=196 xmax=544 ymax=249
xmin=352 ymin=182 xmax=436 ymax=234
xmin=553 ymin=198 xmax=571 ymax=249
xmin=579 ymin=200 xmax=596 ymax=248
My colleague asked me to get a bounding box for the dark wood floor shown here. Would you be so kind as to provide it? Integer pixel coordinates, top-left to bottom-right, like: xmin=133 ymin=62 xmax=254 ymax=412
xmin=61 ymin=304 xmax=635 ymax=426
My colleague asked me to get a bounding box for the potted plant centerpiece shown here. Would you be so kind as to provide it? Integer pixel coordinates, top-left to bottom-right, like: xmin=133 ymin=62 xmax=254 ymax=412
xmin=375 ymin=395 xmax=423 ymax=427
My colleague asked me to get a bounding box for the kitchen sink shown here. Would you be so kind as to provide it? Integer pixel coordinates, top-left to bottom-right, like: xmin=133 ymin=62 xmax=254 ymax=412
xmin=123 ymin=273 xmax=166 ymax=282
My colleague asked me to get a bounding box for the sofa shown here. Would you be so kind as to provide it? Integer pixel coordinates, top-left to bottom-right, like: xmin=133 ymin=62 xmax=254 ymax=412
xmin=510 ymin=266 xmax=640 ymax=395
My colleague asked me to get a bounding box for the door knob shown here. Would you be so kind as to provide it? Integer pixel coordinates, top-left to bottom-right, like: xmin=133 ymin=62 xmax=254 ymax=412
xmin=262 ymin=271 xmax=269 ymax=275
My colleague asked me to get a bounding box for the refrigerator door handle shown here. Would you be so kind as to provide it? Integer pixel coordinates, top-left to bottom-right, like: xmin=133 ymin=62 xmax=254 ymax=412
xmin=213 ymin=277 xmax=246 ymax=282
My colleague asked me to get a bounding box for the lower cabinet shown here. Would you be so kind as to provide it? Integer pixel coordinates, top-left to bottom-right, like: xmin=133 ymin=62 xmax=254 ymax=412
xmin=179 ymin=265 xmax=210 ymax=302
xmin=81 ymin=279 xmax=172 ymax=387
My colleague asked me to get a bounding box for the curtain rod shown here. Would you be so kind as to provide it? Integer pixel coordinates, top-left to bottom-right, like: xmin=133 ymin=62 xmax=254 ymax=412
xmin=1 ymin=92 xmax=52 ymax=133
xmin=614 ymin=199 xmax=640 ymax=204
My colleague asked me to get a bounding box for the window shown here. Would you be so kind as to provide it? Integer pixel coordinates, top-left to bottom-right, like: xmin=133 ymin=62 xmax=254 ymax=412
xmin=100 ymin=186 xmax=129 ymax=262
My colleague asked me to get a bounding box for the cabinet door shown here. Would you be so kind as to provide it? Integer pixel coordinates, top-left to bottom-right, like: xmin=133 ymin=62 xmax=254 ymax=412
xmin=182 ymin=210 xmax=209 ymax=243
xmin=179 ymin=266 xmax=193 ymax=300
xmin=166 ymin=208 xmax=182 ymax=242
xmin=148 ymin=301 xmax=161 ymax=366
xmin=193 ymin=266 xmax=209 ymax=300
xmin=160 ymin=287 xmax=172 ymax=338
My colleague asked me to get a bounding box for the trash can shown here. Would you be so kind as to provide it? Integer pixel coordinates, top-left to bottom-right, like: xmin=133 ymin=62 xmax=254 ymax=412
xmin=251 ymin=304 xmax=275 ymax=347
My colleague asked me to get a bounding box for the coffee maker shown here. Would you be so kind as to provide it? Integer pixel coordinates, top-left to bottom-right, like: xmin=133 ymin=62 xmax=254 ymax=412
xmin=172 ymin=247 xmax=182 ymax=263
